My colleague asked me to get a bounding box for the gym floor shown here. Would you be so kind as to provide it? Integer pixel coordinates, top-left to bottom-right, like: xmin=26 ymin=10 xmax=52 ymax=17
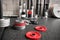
xmin=0 ymin=18 xmax=60 ymax=40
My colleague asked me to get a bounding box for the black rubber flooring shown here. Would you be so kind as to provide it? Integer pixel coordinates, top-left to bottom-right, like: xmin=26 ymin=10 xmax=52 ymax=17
xmin=0 ymin=18 xmax=60 ymax=40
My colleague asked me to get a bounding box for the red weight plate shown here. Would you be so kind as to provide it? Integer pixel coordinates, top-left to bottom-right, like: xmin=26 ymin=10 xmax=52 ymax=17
xmin=35 ymin=26 xmax=47 ymax=32
xmin=28 ymin=10 xmax=32 ymax=14
xmin=15 ymin=23 xmax=25 ymax=27
xmin=26 ymin=31 xmax=41 ymax=40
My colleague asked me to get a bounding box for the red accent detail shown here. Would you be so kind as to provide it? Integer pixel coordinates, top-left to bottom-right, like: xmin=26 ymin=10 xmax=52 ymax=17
xmin=35 ymin=25 xmax=47 ymax=32
xmin=15 ymin=23 xmax=25 ymax=27
xmin=28 ymin=10 xmax=32 ymax=14
xmin=26 ymin=31 xmax=41 ymax=40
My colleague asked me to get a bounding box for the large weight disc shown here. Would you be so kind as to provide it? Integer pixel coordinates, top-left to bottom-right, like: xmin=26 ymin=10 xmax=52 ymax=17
xmin=53 ymin=4 xmax=60 ymax=18
xmin=48 ymin=4 xmax=60 ymax=18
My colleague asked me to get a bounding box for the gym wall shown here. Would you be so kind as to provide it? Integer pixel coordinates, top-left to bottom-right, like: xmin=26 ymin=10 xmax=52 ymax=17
xmin=2 ymin=0 xmax=19 ymax=17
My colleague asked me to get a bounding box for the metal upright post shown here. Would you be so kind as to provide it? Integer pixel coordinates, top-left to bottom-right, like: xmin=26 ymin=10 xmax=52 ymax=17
xmin=0 ymin=0 xmax=3 ymax=19
xmin=43 ymin=0 xmax=45 ymax=16
xmin=36 ymin=0 xmax=38 ymax=15
xmin=43 ymin=0 xmax=50 ymax=17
